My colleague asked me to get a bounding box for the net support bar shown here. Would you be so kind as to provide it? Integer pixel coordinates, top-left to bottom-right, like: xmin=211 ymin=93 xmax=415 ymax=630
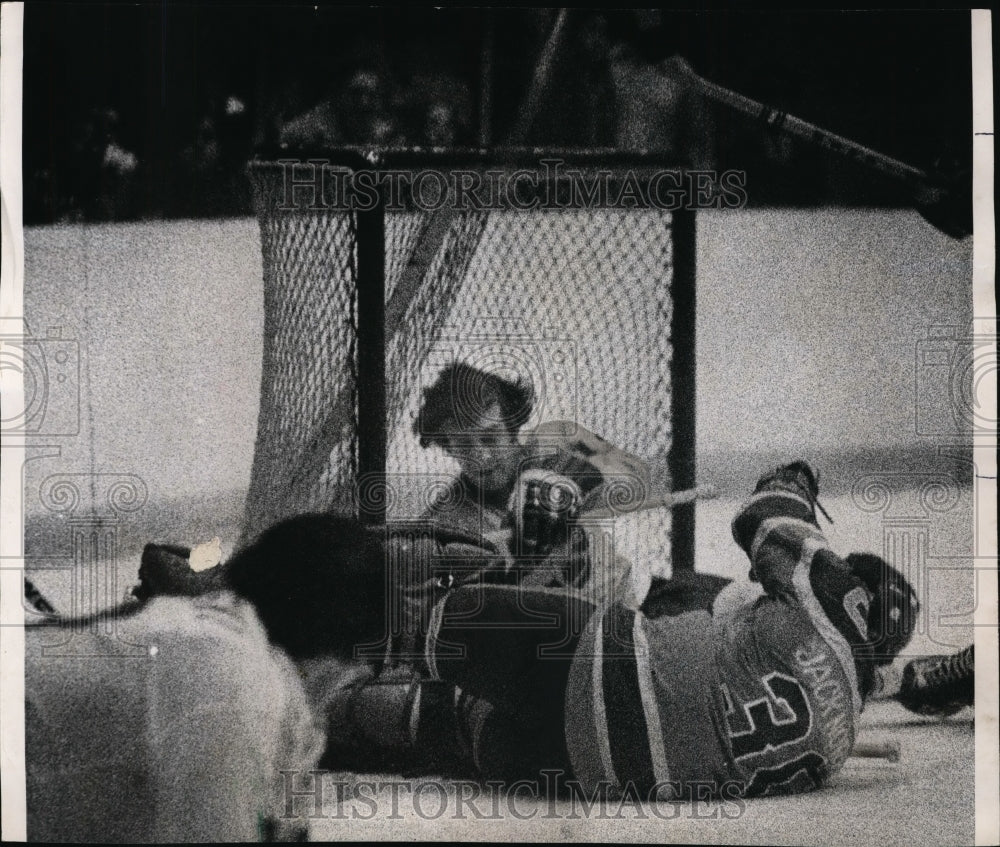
xmin=668 ymin=207 xmax=697 ymax=570
xmin=356 ymin=204 xmax=387 ymax=526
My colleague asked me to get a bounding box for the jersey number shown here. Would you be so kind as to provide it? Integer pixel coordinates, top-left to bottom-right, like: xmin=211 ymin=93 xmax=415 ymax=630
xmin=724 ymin=672 xmax=812 ymax=760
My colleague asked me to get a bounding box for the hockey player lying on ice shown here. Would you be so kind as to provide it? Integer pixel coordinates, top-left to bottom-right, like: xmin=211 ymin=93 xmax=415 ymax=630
xmin=121 ymin=459 xmax=932 ymax=807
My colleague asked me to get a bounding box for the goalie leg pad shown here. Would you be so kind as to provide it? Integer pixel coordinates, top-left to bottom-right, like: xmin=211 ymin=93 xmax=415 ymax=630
xmin=321 ymin=674 xmax=478 ymax=777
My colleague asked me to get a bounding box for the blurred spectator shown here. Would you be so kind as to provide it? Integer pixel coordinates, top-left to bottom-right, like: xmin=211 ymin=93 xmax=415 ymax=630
xmin=278 ymin=96 xmax=340 ymax=151
xmin=69 ymin=107 xmax=140 ymax=221
xmin=178 ymin=113 xmax=224 ymax=216
xmin=528 ymin=11 xmax=617 ymax=147
xmin=341 ymin=68 xmax=405 ymax=146
xmin=217 ymin=95 xmax=254 ymax=212
xmin=280 ymin=65 xmax=408 ymax=151
xmin=401 ymin=72 xmax=473 ymax=147
xmin=424 ymin=103 xmax=458 ymax=147
xmin=575 ymin=13 xmax=617 ymax=146
xmin=608 ymin=44 xmax=715 ymax=169
xmin=166 ymin=93 xmax=256 ymax=218
xmin=188 ymin=115 xmax=222 ymax=174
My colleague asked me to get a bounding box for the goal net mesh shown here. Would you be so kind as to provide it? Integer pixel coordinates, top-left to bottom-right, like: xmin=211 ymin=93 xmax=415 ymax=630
xmin=244 ymin=159 xmax=687 ymax=572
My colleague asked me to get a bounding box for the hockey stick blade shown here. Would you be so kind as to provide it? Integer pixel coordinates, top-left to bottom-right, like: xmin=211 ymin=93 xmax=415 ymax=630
xmin=851 ymin=737 xmax=901 ymax=763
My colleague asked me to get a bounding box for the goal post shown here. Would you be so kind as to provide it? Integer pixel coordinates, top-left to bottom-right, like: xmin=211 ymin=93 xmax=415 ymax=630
xmin=243 ymin=149 xmax=698 ymax=571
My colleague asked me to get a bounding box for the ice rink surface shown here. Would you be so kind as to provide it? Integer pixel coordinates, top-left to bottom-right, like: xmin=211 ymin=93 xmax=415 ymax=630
xmin=18 ymin=210 xmax=980 ymax=843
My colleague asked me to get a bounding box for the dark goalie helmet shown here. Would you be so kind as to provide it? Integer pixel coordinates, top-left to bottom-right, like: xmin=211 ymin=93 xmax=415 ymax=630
xmin=846 ymin=552 xmax=920 ymax=666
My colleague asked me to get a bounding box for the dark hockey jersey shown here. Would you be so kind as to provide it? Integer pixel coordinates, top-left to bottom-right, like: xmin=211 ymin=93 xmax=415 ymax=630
xmin=564 ymin=486 xmax=872 ymax=800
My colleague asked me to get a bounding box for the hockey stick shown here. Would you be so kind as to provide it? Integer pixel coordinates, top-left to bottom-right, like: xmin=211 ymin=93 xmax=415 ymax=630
xmin=665 ymin=56 xmax=971 ymax=238
xmin=851 ymin=737 xmax=901 ymax=763
xmin=505 ymin=9 xmax=572 ymax=144
xmin=581 ymin=483 xmax=718 ymax=521
xmin=383 ymin=8 xmax=573 ymax=334
xmin=520 ymin=421 xmax=717 ymax=520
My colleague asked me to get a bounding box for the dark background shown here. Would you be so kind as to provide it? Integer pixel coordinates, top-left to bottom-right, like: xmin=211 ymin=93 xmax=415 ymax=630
xmin=22 ymin=5 xmax=973 ymax=223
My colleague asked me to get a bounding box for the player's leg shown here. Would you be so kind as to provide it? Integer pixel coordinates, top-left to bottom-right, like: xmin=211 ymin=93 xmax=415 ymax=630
xmin=320 ymin=666 xmax=478 ymax=777
xmin=324 ymin=573 xmax=727 ymax=786
xmin=427 ymin=583 xmax=595 ymax=720
xmin=732 ymin=461 xmax=919 ymax=685
xmin=323 ymin=583 xmax=597 ymax=781
xmin=428 ymin=583 xmax=597 ymax=780
xmin=323 ymin=673 xmax=567 ymax=783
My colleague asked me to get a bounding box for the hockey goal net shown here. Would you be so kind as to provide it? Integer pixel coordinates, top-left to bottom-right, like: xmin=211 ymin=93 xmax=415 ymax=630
xmin=243 ymin=152 xmax=697 ymax=570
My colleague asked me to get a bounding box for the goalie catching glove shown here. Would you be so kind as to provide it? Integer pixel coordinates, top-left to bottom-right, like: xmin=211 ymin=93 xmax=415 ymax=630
xmin=508 ymin=469 xmax=583 ymax=558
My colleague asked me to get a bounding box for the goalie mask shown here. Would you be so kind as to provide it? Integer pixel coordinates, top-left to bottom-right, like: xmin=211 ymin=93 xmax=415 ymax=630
xmin=846 ymin=553 xmax=919 ymax=666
